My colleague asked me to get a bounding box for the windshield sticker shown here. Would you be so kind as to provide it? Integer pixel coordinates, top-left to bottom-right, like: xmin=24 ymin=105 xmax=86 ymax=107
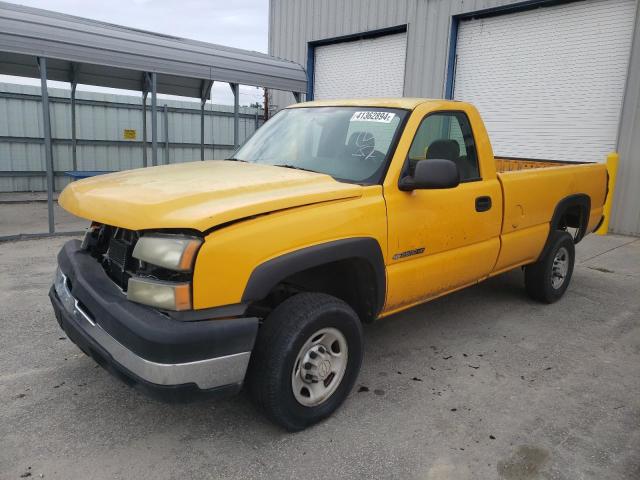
xmin=350 ymin=111 xmax=396 ymax=123
xmin=350 ymin=131 xmax=376 ymax=160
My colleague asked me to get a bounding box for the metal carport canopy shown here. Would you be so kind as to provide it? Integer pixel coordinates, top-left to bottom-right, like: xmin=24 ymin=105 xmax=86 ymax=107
xmin=0 ymin=1 xmax=307 ymax=96
xmin=0 ymin=1 xmax=306 ymax=236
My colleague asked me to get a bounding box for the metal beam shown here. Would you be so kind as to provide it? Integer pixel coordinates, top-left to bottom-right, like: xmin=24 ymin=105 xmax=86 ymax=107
xmin=69 ymin=62 xmax=79 ymax=171
xmin=151 ymin=72 xmax=158 ymax=166
xmin=200 ymin=80 xmax=213 ymax=161
xmin=0 ymin=91 xmax=260 ymax=118
xmin=70 ymin=82 xmax=77 ymax=171
xmin=142 ymin=92 xmax=148 ymax=167
xmin=163 ymin=104 xmax=169 ymax=165
xmin=142 ymin=73 xmax=150 ymax=167
xmin=0 ymin=136 xmax=236 ymax=149
xmin=200 ymin=99 xmax=205 ymax=161
xmin=0 ymin=170 xmax=70 ymax=177
xmin=229 ymin=83 xmax=239 ymax=149
xmin=263 ymin=87 xmax=269 ymax=121
xmin=37 ymin=56 xmax=55 ymax=234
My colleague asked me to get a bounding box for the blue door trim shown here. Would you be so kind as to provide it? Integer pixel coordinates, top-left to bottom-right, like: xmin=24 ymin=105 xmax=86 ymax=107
xmin=306 ymin=24 xmax=408 ymax=101
xmin=445 ymin=0 xmax=582 ymax=99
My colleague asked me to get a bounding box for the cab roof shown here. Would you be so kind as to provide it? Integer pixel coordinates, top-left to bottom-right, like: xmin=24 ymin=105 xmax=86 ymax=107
xmin=287 ymin=98 xmax=461 ymax=110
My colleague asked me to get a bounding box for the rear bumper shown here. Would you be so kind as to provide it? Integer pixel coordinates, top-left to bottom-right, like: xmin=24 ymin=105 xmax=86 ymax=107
xmin=50 ymin=240 xmax=259 ymax=401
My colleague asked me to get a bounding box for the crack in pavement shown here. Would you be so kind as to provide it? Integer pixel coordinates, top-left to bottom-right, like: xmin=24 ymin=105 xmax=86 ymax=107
xmin=579 ymin=237 xmax=639 ymax=264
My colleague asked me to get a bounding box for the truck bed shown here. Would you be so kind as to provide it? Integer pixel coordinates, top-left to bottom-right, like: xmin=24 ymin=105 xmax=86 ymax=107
xmin=495 ymin=157 xmax=577 ymax=172
xmin=491 ymin=157 xmax=607 ymax=275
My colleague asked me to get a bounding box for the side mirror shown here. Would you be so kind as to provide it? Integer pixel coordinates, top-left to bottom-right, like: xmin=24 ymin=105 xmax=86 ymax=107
xmin=399 ymin=159 xmax=460 ymax=191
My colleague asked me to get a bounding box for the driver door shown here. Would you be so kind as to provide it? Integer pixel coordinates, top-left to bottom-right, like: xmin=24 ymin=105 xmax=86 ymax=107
xmin=383 ymin=109 xmax=502 ymax=314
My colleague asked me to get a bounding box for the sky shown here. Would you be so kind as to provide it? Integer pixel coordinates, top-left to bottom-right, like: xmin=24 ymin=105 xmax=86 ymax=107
xmin=0 ymin=0 xmax=269 ymax=105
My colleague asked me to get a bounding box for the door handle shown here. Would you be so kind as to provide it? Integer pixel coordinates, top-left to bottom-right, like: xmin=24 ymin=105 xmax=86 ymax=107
xmin=475 ymin=196 xmax=492 ymax=212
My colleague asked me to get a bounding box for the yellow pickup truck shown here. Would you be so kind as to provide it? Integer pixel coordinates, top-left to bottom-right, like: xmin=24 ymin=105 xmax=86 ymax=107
xmin=50 ymin=98 xmax=607 ymax=430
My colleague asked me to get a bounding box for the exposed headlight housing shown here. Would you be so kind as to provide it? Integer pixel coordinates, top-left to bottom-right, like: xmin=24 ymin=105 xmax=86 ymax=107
xmin=132 ymin=234 xmax=202 ymax=272
xmin=127 ymin=277 xmax=191 ymax=311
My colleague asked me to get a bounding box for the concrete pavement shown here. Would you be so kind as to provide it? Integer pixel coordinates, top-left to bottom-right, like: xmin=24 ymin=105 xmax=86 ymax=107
xmin=0 ymin=233 xmax=638 ymax=479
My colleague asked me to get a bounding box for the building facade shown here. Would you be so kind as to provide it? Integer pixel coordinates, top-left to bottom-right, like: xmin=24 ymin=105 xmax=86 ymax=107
xmin=269 ymin=0 xmax=640 ymax=235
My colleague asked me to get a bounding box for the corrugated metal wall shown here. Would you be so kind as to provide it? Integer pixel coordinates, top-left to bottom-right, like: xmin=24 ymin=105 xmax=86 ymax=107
xmin=0 ymin=82 xmax=263 ymax=193
xmin=268 ymin=0 xmax=640 ymax=235
xmin=268 ymin=0 xmax=514 ymax=107
xmin=611 ymin=0 xmax=640 ymax=236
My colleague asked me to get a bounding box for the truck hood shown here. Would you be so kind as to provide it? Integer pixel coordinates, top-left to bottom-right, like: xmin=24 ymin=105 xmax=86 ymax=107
xmin=59 ymin=161 xmax=362 ymax=232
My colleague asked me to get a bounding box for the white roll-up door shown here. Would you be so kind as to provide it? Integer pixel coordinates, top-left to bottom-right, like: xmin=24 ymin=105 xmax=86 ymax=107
xmin=453 ymin=0 xmax=636 ymax=163
xmin=313 ymin=32 xmax=407 ymax=100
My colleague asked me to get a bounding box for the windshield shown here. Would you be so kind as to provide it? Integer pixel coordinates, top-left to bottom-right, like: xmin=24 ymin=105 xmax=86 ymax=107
xmin=232 ymin=106 xmax=408 ymax=184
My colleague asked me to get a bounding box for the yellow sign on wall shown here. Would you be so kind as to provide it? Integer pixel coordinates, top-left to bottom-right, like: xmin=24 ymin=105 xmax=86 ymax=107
xmin=123 ymin=129 xmax=137 ymax=140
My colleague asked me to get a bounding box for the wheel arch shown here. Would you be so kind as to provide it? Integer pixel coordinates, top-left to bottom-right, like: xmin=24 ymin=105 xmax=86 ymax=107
xmin=241 ymin=237 xmax=386 ymax=322
xmin=537 ymin=193 xmax=590 ymax=262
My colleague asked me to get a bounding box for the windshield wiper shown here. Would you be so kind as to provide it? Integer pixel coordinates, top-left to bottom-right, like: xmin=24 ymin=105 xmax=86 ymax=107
xmin=272 ymin=164 xmax=317 ymax=173
xmin=224 ymin=157 xmax=247 ymax=162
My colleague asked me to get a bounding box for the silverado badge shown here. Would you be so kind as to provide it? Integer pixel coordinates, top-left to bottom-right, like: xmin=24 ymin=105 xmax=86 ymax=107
xmin=393 ymin=247 xmax=425 ymax=260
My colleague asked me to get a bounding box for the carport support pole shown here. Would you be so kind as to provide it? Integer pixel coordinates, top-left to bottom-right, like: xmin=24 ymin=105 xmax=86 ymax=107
xmin=200 ymin=99 xmax=205 ymax=160
xmin=70 ymin=81 xmax=77 ymax=171
xmin=230 ymin=83 xmax=239 ymax=149
xmin=142 ymin=89 xmax=148 ymax=167
xmin=151 ymin=72 xmax=158 ymax=166
xmin=200 ymin=80 xmax=213 ymax=161
xmin=38 ymin=57 xmax=55 ymax=234
xmin=163 ymin=104 xmax=169 ymax=165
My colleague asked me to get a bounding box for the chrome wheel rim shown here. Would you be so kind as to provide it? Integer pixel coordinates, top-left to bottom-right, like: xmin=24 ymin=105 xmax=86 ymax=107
xmin=551 ymin=246 xmax=569 ymax=289
xmin=291 ymin=327 xmax=348 ymax=407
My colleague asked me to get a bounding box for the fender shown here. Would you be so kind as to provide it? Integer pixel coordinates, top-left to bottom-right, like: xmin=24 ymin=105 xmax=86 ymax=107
xmin=537 ymin=194 xmax=591 ymax=262
xmin=241 ymin=237 xmax=386 ymax=314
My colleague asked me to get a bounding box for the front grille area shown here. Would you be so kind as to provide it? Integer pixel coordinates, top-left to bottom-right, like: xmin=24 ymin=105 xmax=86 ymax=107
xmin=107 ymin=238 xmax=128 ymax=267
xmin=105 ymin=229 xmax=138 ymax=288
xmin=84 ymin=224 xmax=140 ymax=291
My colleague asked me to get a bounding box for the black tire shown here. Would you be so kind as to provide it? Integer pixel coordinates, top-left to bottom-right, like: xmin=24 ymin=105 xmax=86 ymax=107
xmin=525 ymin=230 xmax=575 ymax=303
xmin=247 ymin=292 xmax=363 ymax=431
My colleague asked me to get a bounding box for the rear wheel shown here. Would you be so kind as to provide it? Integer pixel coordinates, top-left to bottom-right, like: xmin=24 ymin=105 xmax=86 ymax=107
xmin=247 ymin=292 xmax=363 ymax=431
xmin=525 ymin=231 xmax=575 ymax=303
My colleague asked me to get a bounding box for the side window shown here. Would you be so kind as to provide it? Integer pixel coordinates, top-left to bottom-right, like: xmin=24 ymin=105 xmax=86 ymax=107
xmin=407 ymin=111 xmax=480 ymax=181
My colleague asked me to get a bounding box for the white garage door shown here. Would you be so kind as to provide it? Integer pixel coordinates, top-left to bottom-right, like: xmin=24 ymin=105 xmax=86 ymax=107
xmin=313 ymin=32 xmax=407 ymax=100
xmin=453 ymin=0 xmax=636 ymax=163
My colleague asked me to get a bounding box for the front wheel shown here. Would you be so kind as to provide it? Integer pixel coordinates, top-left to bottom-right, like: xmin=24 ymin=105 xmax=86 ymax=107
xmin=247 ymin=293 xmax=363 ymax=431
xmin=525 ymin=230 xmax=575 ymax=303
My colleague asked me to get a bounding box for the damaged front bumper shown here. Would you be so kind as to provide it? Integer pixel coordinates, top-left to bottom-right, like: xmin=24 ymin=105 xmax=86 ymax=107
xmin=49 ymin=240 xmax=259 ymax=401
